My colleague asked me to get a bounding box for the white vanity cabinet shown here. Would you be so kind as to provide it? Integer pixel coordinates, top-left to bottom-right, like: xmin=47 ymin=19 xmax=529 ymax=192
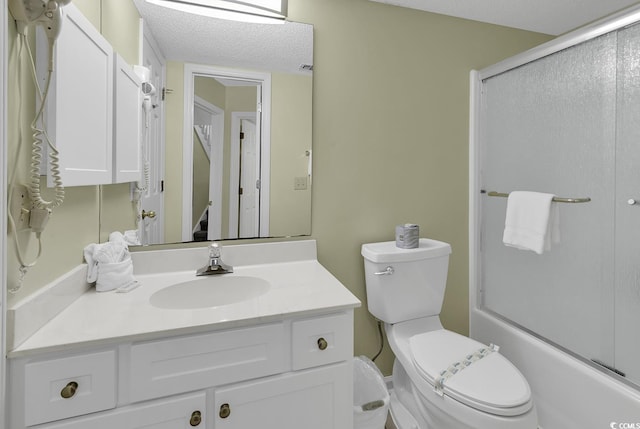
xmin=7 ymin=310 xmax=354 ymax=429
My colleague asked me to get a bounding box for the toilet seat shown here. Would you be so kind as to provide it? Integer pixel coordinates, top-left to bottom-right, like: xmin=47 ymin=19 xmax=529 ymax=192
xmin=409 ymin=330 xmax=533 ymax=417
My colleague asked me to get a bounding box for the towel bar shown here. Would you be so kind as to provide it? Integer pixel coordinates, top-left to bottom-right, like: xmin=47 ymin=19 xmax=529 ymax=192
xmin=483 ymin=190 xmax=591 ymax=204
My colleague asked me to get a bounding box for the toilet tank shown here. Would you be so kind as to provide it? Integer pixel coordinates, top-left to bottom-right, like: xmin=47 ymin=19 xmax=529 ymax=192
xmin=361 ymin=238 xmax=451 ymax=324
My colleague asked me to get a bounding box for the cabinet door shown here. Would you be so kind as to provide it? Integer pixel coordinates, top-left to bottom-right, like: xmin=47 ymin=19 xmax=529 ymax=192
xmin=213 ymin=362 xmax=352 ymax=429
xmin=113 ymin=54 xmax=142 ymax=183
xmin=38 ymin=3 xmax=114 ymax=186
xmin=39 ymin=391 xmax=207 ymax=429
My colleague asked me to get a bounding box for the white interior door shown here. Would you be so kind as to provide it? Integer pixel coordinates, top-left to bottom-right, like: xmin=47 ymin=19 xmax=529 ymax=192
xmin=238 ymin=119 xmax=260 ymax=238
xmin=139 ymin=30 xmax=165 ymax=245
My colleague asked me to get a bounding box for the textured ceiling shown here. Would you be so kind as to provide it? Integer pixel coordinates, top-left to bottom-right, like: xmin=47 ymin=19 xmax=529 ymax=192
xmin=370 ymin=0 xmax=640 ymax=35
xmin=132 ymin=0 xmax=313 ymax=75
xmin=134 ymin=0 xmax=640 ymax=74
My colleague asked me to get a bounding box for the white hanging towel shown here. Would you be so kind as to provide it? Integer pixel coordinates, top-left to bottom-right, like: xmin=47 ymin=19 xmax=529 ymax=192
xmin=502 ymin=191 xmax=560 ymax=254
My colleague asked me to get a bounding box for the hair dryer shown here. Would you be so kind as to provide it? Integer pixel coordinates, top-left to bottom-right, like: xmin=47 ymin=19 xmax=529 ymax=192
xmin=9 ymin=0 xmax=71 ymax=70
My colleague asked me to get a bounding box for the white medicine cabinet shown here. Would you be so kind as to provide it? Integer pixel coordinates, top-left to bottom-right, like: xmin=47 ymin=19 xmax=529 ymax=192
xmin=36 ymin=3 xmax=141 ymax=187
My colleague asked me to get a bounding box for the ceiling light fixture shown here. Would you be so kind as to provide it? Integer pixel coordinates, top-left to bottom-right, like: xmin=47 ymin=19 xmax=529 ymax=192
xmin=146 ymin=0 xmax=287 ymax=24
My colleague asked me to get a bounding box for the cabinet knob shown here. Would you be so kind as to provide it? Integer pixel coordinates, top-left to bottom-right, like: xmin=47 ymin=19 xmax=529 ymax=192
xmin=628 ymin=199 xmax=637 ymax=205
xmin=60 ymin=381 xmax=78 ymax=399
xmin=189 ymin=410 xmax=202 ymax=426
xmin=141 ymin=210 xmax=156 ymax=219
xmin=219 ymin=403 xmax=231 ymax=419
xmin=317 ymin=337 xmax=328 ymax=350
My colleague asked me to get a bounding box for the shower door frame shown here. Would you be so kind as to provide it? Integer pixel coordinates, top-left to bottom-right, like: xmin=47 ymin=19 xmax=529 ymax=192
xmin=1 ymin=0 xmax=7 ymax=426
xmin=469 ymin=3 xmax=640 ymax=426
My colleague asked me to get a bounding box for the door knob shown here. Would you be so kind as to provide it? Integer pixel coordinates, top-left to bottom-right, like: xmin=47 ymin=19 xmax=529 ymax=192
xmin=141 ymin=210 xmax=156 ymax=219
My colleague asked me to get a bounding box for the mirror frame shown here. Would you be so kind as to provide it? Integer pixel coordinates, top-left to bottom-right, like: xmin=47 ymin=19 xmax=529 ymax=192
xmin=1 ymin=0 xmax=7 ymax=421
xmin=182 ymin=63 xmax=272 ymax=241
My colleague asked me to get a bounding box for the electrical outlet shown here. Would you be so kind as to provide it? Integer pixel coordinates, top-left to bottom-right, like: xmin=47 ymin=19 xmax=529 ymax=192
xmin=294 ymin=176 xmax=308 ymax=190
xmin=10 ymin=184 xmax=31 ymax=231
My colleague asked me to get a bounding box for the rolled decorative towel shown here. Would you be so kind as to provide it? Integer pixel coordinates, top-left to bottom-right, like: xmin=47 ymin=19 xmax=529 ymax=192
xmin=95 ymin=258 xmax=138 ymax=292
xmin=83 ymin=232 xmax=140 ymax=292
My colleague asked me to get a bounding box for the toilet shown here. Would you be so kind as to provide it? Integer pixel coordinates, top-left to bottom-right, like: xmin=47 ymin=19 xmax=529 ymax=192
xmin=362 ymin=238 xmax=537 ymax=429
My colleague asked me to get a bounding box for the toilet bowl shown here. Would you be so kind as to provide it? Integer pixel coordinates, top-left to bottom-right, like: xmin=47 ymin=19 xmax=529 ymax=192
xmin=362 ymin=239 xmax=537 ymax=429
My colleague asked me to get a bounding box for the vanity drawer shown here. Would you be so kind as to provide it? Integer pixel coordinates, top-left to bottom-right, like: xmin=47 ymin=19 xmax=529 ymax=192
xmin=38 ymin=391 xmax=207 ymax=429
xmin=291 ymin=311 xmax=353 ymax=370
xmin=128 ymin=322 xmax=287 ymax=402
xmin=24 ymin=350 xmax=117 ymax=426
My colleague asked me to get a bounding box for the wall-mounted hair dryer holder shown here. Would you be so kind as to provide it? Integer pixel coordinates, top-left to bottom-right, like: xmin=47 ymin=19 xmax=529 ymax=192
xmin=8 ymin=0 xmax=70 ymax=36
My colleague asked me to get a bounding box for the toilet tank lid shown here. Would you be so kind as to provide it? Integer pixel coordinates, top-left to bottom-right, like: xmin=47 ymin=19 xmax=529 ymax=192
xmin=361 ymin=238 xmax=451 ymax=263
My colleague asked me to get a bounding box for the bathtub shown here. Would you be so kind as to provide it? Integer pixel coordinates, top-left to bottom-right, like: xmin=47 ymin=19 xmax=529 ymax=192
xmin=468 ymin=7 xmax=640 ymax=423
xmin=469 ymin=307 xmax=640 ymax=429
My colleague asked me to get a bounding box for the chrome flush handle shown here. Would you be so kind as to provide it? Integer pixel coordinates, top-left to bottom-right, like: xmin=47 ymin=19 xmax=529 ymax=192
xmin=374 ymin=266 xmax=394 ymax=276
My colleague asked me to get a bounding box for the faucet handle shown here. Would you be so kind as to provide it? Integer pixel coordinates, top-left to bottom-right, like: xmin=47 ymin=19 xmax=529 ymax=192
xmin=209 ymin=242 xmax=221 ymax=258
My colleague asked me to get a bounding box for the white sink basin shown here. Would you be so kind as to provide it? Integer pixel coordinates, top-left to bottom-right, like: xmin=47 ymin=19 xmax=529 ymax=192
xmin=149 ymin=276 xmax=271 ymax=309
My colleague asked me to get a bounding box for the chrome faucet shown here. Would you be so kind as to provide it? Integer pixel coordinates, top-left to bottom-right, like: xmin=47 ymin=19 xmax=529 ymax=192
xmin=196 ymin=242 xmax=233 ymax=276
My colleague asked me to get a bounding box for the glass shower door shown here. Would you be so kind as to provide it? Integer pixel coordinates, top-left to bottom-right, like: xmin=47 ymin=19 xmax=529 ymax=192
xmin=480 ymin=32 xmax=618 ymax=370
xmin=614 ymin=23 xmax=640 ymax=385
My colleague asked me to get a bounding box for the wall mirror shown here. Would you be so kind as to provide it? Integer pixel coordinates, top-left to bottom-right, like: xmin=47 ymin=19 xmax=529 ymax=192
xmin=104 ymin=0 xmax=313 ymax=245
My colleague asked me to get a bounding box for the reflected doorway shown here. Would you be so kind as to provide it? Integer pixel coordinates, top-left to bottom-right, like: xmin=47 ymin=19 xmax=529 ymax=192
xmin=139 ymin=29 xmax=165 ymax=245
xmin=182 ymin=63 xmax=271 ymax=242
xmin=230 ymin=114 xmax=261 ymax=238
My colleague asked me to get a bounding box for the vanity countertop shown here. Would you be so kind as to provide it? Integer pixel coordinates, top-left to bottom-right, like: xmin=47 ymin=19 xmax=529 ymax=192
xmin=9 ymin=240 xmax=361 ymax=357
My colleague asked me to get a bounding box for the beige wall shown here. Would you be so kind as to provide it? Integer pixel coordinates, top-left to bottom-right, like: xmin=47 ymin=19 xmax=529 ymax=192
xmin=163 ymin=61 xmax=185 ymax=244
xmin=289 ymin=0 xmax=551 ymax=374
xmin=5 ymin=0 xmax=552 ymax=373
xmin=6 ymin=0 xmax=141 ymax=304
xmin=270 ymin=73 xmax=312 ymax=237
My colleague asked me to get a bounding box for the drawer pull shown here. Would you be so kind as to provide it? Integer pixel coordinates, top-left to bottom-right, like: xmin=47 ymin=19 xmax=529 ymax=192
xmin=60 ymin=381 xmax=78 ymax=399
xmin=190 ymin=410 xmax=202 ymax=426
xmin=317 ymin=337 xmax=328 ymax=350
xmin=219 ymin=403 xmax=231 ymax=419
